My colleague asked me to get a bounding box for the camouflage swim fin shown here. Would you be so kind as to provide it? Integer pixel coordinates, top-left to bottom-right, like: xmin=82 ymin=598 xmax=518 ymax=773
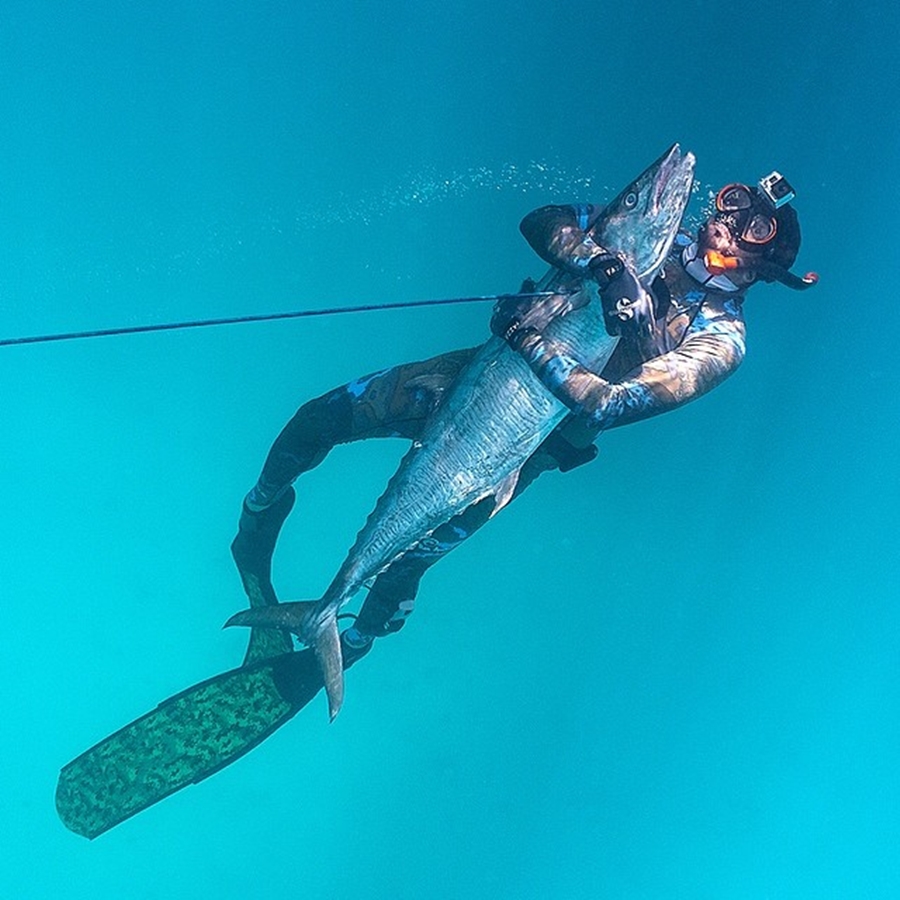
xmin=56 ymin=640 xmax=370 ymax=839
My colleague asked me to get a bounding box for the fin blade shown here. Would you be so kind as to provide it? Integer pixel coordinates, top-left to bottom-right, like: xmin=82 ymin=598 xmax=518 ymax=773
xmin=56 ymin=656 xmax=302 ymax=839
xmin=226 ymin=600 xmax=346 ymax=720
xmin=243 ymin=627 xmax=293 ymax=665
xmin=55 ymin=639 xmax=373 ymax=839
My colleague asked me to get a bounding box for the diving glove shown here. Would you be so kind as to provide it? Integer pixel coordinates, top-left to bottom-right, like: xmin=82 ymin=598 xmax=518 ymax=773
xmin=589 ymin=253 xmax=654 ymax=338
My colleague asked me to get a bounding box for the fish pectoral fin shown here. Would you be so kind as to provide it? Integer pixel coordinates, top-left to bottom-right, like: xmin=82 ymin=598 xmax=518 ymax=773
xmin=490 ymin=470 xmax=521 ymax=516
xmin=224 ymin=599 xmax=321 ymax=637
xmin=313 ymin=613 xmax=344 ymax=722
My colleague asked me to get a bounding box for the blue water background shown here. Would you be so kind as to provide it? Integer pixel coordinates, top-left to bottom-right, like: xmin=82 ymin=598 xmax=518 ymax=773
xmin=1 ymin=1 xmax=898 ymax=897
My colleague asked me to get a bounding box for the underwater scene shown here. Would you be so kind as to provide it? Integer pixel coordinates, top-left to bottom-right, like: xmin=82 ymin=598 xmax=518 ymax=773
xmin=1 ymin=1 xmax=898 ymax=897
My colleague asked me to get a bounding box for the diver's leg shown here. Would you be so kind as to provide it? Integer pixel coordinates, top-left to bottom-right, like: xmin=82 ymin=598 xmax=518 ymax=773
xmin=232 ymin=349 xmax=478 ymax=660
xmin=232 ymin=348 xmax=477 ymax=589
xmin=230 ymin=386 xmax=354 ymax=611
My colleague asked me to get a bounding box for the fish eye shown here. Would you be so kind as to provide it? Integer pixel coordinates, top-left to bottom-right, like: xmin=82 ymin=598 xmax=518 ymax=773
xmin=624 ymin=190 xmax=638 ymax=208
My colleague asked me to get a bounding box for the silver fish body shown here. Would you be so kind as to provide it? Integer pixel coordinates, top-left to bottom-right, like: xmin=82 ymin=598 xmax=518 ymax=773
xmin=226 ymin=144 xmax=696 ymax=719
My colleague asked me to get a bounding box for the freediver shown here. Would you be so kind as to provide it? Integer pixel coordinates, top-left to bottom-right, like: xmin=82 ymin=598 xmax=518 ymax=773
xmin=231 ymin=170 xmax=815 ymax=666
xmin=56 ymin=166 xmax=818 ymax=839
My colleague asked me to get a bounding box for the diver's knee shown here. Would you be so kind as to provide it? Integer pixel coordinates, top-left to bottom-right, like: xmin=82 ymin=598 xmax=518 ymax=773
xmin=243 ymin=483 xmax=293 ymax=515
xmin=352 ymin=596 xmax=416 ymax=643
xmin=288 ymin=389 xmax=354 ymax=447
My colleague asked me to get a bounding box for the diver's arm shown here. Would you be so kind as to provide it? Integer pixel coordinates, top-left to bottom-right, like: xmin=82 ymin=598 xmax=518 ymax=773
xmin=519 ymin=204 xmax=609 ymax=273
xmin=511 ymin=302 xmax=746 ymax=432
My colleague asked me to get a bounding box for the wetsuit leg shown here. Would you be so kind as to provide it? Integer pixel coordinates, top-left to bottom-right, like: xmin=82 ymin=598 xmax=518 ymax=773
xmin=231 ymin=349 xmax=478 ymax=613
xmin=230 ymin=385 xmax=355 ymax=617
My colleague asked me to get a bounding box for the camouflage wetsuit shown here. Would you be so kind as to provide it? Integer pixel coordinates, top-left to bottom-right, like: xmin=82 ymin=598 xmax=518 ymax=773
xmin=232 ymin=203 xmax=749 ymax=653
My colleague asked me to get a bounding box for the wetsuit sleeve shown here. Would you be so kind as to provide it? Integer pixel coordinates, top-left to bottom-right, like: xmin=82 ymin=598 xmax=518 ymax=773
xmin=519 ymin=204 xmax=608 ymax=273
xmin=514 ymin=300 xmax=746 ymax=432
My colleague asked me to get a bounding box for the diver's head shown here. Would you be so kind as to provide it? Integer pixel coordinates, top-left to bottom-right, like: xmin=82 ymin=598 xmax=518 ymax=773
xmin=697 ymin=171 xmax=816 ymax=291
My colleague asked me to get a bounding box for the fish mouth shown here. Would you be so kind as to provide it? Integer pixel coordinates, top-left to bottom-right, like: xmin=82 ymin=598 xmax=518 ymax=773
xmin=650 ymin=143 xmax=695 ymax=217
xmin=599 ymin=142 xmax=695 ymax=280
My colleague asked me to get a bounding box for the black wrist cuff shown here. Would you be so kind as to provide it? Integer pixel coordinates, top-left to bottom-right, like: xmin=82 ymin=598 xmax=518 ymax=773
xmin=507 ymin=325 xmax=540 ymax=353
xmin=589 ymin=253 xmax=625 ymax=289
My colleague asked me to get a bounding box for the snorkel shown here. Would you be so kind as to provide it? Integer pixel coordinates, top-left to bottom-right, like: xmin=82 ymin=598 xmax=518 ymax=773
xmin=704 ymin=249 xmax=820 ymax=291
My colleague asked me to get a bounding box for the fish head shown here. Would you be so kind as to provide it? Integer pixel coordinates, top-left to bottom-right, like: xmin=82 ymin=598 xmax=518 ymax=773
xmin=594 ymin=143 xmax=695 ymax=282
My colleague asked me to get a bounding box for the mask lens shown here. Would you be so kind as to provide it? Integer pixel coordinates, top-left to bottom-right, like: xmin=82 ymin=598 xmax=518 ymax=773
xmin=716 ymin=184 xmax=753 ymax=212
xmin=742 ymin=213 xmax=777 ymax=244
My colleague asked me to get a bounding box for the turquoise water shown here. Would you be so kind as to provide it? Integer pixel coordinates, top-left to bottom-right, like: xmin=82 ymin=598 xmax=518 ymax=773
xmin=2 ymin=1 xmax=898 ymax=897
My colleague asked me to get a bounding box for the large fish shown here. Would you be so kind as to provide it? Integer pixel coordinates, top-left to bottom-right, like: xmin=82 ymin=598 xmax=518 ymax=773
xmin=226 ymin=144 xmax=696 ymax=719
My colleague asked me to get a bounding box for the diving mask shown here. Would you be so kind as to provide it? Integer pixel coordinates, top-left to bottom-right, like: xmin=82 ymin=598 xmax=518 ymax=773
xmin=715 ymin=184 xmax=778 ymax=246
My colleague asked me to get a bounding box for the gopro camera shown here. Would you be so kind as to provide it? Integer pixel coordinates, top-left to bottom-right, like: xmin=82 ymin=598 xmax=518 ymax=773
xmin=758 ymin=171 xmax=796 ymax=209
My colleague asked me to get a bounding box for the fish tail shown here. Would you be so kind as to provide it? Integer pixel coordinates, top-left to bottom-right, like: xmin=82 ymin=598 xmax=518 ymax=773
xmin=224 ymin=599 xmax=345 ymax=720
xmin=224 ymin=599 xmax=321 ymax=635
xmin=313 ymin=611 xmax=344 ymax=721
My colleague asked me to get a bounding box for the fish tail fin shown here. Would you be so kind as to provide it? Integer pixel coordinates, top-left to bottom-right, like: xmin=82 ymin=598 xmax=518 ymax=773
xmin=225 ymin=600 xmax=345 ymax=720
xmin=313 ymin=612 xmax=344 ymax=721
xmin=224 ymin=599 xmax=321 ymax=633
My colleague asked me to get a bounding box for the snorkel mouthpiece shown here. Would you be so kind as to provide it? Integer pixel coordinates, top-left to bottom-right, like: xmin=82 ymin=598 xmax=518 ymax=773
xmin=703 ymin=250 xmax=741 ymax=275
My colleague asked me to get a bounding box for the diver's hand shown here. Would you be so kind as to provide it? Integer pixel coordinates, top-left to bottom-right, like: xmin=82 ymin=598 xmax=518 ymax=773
xmin=592 ymin=256 xmax=654 ymax=338
xmin=587 ymin=251 xmax=626 ymax=288
xmin=490 ymin=292 xmax=577 ymax=345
